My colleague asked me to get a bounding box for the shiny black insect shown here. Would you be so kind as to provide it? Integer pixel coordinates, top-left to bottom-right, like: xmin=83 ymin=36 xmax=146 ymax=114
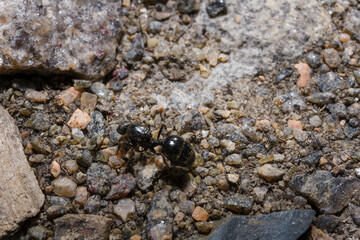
xmin=117 ymin=123 xmax=195 ymax=168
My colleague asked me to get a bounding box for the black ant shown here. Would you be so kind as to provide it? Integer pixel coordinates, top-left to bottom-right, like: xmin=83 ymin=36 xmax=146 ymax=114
xmin=117 ymin=123 xmax=195 ymax=170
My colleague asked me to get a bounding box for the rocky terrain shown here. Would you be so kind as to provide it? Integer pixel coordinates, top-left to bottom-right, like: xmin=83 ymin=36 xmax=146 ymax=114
xmin=0 ymin=0 xmax=360 ymax=240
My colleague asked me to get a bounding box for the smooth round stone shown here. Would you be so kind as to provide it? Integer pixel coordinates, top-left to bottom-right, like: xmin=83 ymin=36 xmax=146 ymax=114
xmin=53 ymin=176 xmax=77 ymax=198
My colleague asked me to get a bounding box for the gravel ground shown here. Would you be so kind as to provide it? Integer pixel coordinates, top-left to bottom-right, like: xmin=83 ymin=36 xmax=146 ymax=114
xmin=1 ymin=0 xmax=360 ymax=240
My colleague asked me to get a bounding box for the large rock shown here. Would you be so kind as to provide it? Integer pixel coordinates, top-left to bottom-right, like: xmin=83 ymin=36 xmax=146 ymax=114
xmin=207 ymin=210 xmax=315 ymax=240
xmin=54 ymin=214 xmax=112 ymax=240
xmin=0 ymin=105 xmax=44 ymax=237
xmin=0 ymin=0 xmax=121 ymax=79
xmin=150 ymin=0 xmax=333 ymax=108
xmin=289 ymin=171 xmax=360 ymax=214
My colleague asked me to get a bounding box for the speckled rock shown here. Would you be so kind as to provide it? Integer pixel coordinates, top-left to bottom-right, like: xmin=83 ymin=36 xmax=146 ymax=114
xmin=86 ymin=163 xmax=112 ymax=196
xmin=289 ymin=171 xmax=360 ymax=214
xmin=215 ymin=123 xmax=249 ymax=144
xmin=114 ymin=198 xmax=136 ymax=222
xmin=27 ymin=225 xmax=52 ymax=240
xmin=306 ymin=92 xmax=335 ymax=106
xmin=274 ymin=91 xmax=306 ymax=113
xmin=134 ymin=156 xmax=164 ymax=191
xmin=207 ymin=210 xmax=315 ymax=240
xmin=46 ymin=196 xmax=73 ymax=219
xmin=26 ymin=111 xmax=51 ymax=131
xmin=105 ymin=173 xmax=137 ymax=200
xmin=147 ymin=190 xmax=173 ymax=239
xmin=307 ymin=52 xmax=322 ymax=68
xmin=152 ymin=0 xmax=333 ymax=108
xmin=349 ymin=203 xmax=360 ymax=226
xmin=206 ymin=0 xmax=227 ymax=18
xmin=224 ymin=153 xmax=243 ymax=166
xmin=300 ymin=152 xmax=323 ymax=167
xmin=317 ymin=72 xmax=349 ymax=92
xmin=86 ymin=110 xmax=105 ymax=138
xmin=54 ymin=214 xmax=112 ymax=240
xmin=224 ymin=195 xmax=253 ymax=214
xmin=90 ymin=82 xmax=113 ymax=102
xmin=0 ymin=1 xmax=121 ymax=79
xmin=314 ymin=214 xmax=340 ymax=232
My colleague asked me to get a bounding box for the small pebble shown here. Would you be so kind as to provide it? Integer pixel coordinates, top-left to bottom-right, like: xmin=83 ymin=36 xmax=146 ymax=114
xmin=225 ymin=154 xmax=242 ymax=166
xmin=80 ymin=92 xmax=97 ymax=111
xmin=199 ymin=64 xmax=211 ymax=78
xmin=74 ymin=186 xmax=89 ymax=207
xmin=306 ymin=52 xmax=321 ymax=68
xmin=227 ymin=173 xmax=239 ymax=184
xmin=323 ymin=48 xmax=340 ymax=68
xmin=206 ymin=0 xmax=227 ymax=18
xmin=192 ymin=206 xmax=209 ymax=221
xmin=295 ymin=63 xmax=311 ymax=88
xmin=224 ymin=195 xmax=253 ymax=214
xmin=288 ymin=120 xmax=302 ymax=129
xmin=257 ymin=164 xmax=285 ymax=182
xmin=309 ymin=115 xmax=322 ymax=127
xmin=194 ymin=221 xmax=213 ymax=234
xmin=25 ymin=89 xmax=48 ymax=103
xmin=339 ymin=33 xmax=350 ymax=43
xmin=64 ymin=160 xmax=78 ymax=175
xmin=90 ymin=82 xmax=113 ymax=102
xmin=27 ymin=225 xmax=52 ymax=240
xmin=206 ymin=51 xmax=219 ymax=67
xmin=67 ymin=109 xmax=91 ymax=129
xmin=73 ymin=79 xmax=92 ymax=90
xmin=218 ymin=53 xmax=229 ymax=62
xmin=147 ymin=37 xmax=159 ymax=48
xmin=51 ymin=161 xmax=61 ymax=178
xmin=114 ymin=198 xmax=136 ymax=222
xmin=306 ymin=92 xmax=335 ymax=106
xmin=57 ymin=87 xmax=81 ymax=106
xmin=53 ymin=176 xmax=77 ymax=198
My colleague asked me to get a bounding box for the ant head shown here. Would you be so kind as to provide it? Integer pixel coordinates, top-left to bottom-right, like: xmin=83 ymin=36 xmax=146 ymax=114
xmin=117 ymin=122 xmax=131 ymax=135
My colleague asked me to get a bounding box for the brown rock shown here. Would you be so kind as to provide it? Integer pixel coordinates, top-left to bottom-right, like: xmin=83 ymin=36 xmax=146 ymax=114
xmin=323 ymin=49 xmax=340 ymax=68
xmin=192 ymin=206 xmax=209 ymax=221
xmin=288 ymin=120 xmax=302 ymax=129
xmin=54 ymin=214 xmax=112 ymax=240
xmin=0 ymin=105 xmax=44 ymax=238
xmin=25 ymin=89 xmax=48 ymax=103
xmin=80 ymin=92 xmax=97 ymax=111
xmin=57 ymin=87 xmax=82 ymax=106
xmin=257 ymin=164 xmax=285 ymax=182
xmin=310 ymin=225 xmax=334 ymax=240
xmin=74 ymin=186 xmax=89 ymax=207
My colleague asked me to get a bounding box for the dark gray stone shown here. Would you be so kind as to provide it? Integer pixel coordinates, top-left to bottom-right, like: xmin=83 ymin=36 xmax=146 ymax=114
xmin=306 ymin=92 xmax=335 ymax=106
xmin=86 ymin=163 xmax=112 ymax=196
xmin=276 ymin=67 xmax=293 ymax=83
xmin=215 ymin=123 xmax=249 ymax=144
xmin=177 ymin=0 xmax=199 ymax=14
xmin=314 ymin=214 xmax=340 ymax=232
xmin=27 ymin=111 xmax=51 ymax=131
xmin=289 ymin=171 xmax=360 ymax=214
xmin=84 ymin=195 xmax=102 ymax=214
xmin=75 ymin=149 xmax=93 ymax=168
xmin=343 ymin=124 xmax=360 ymax=139
xmin=306 ymin=52 xmax=321 ymax=68
xmin=86 ymin=110 xmax=105 ymax=138
xmin=126 ymin=33 xmax=145 ymax=63
xmin=207 ymin=210 xmax=315 ymax=240
xmin=275 ymin=91 xmax=306 ymax=113
xmin=317 ymin=72 xmax=347 ymax=92
xmin=46 ymin=196 xmax=73 ymax=219
xmin=206 ymin=0 xmax=227 ymax=18
xmin=326 ymin=103 xmax=347 ymax=119
xmin=349 ymin=203 xmax=360 ymax=226
xmin=301 ymin=152 xmax=323 ymax=167
xmin=224 ymin=195 xmax=253 ymax=214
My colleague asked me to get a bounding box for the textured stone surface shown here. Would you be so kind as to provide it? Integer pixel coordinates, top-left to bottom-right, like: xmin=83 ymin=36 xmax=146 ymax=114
xmin=152 ymin=0 xmax=333 ymax=108
xmin=54 ymin=214 xmax=112 ymax=240
xmin=207 ymin=210 xmax=315 ymax=240
xmin=0 ymin=105 xmax=45 ymax=237
xmin=289 ymin=171 xmax=360 ymax=214
xmin=0 ymin=0 xmax=121 ymax=79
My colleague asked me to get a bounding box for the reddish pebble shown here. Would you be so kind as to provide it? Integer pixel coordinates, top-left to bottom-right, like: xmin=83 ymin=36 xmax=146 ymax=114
xmin=192 ymin=206 xmax=209 ymax=221
xmin=25 ymin=89 xmax=48 ymax=103
xmin=80 ymin=92 xmax=97 ymax=111
xmin=67 ymin=108 xmax=91 ymax=129
xmin=57 ymin=87 xmax=81 ymax=106
xmin=287 ymin=120 xmax=302 ymax=129
xmin=295 ymin=63 xmax=311 ymax=88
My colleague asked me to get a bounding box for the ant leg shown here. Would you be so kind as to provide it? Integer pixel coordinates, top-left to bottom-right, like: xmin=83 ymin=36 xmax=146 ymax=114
xmin=157 ymin=124 xmax=168 ymax=140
